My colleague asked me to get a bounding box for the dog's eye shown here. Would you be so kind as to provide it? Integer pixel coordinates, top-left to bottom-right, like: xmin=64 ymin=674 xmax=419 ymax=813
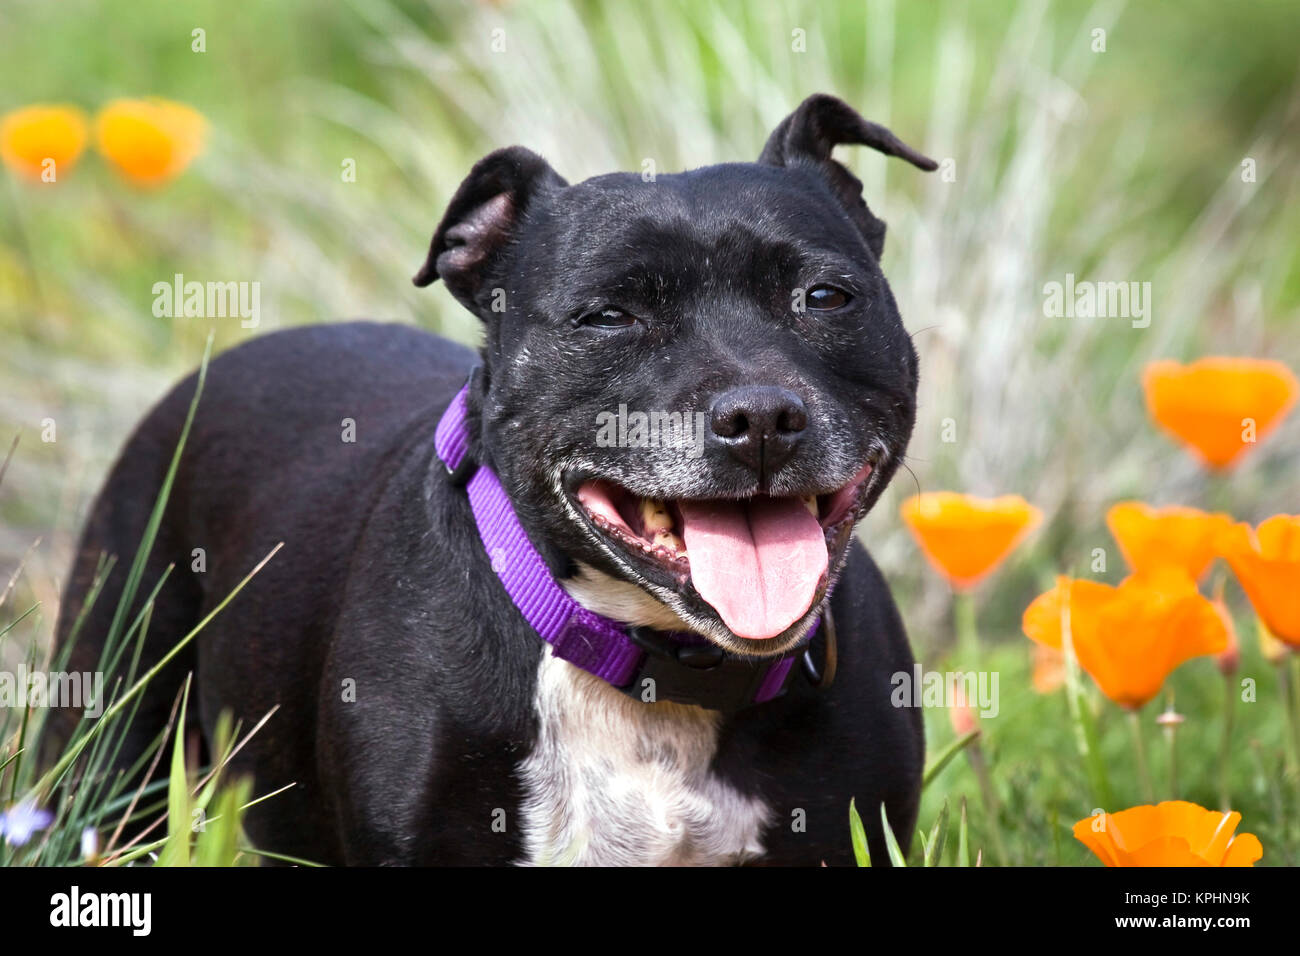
xmin=806 ymin=285 xmax=851 ymax=310
xmin=577 ymin=307 xmax=638 ymax=330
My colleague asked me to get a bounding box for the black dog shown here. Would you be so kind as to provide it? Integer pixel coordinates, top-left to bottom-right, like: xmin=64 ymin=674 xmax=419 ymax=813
xmin=53 ymin=94 xmax=935 ymax=865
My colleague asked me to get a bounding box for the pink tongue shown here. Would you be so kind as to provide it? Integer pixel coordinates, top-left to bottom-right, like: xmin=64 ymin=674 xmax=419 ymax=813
xmin=679 ymin=498 xmax=828 ymax=640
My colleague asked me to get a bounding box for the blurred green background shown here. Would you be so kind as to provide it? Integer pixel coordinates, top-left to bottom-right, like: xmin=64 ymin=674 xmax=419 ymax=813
xmin=2 ymin=0 xmax=1299 ymax=865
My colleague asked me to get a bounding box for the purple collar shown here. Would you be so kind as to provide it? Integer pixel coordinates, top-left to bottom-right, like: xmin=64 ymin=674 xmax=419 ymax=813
xmin=435 ymin=379 xmax=820 ymax=713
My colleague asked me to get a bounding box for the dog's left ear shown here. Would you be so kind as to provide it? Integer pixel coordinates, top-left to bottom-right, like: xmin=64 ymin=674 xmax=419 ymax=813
xmin=413 ymin=146 xmax=567 ymax=316
xmin=759 ymin=94 xmax=936 ymax=259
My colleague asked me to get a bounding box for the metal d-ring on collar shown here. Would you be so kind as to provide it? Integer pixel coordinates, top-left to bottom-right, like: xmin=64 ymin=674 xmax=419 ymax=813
xmin=800 ymin=605 xmax=838 ymax=690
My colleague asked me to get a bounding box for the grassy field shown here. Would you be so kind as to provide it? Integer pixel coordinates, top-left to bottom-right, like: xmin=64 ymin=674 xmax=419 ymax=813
xmin=2 ymin=0 xmax=1299 ymax=865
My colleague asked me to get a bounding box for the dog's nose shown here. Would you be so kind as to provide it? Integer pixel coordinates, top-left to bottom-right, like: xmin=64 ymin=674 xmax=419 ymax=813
xmin=709 ymin=386 xmax=808 ymax=477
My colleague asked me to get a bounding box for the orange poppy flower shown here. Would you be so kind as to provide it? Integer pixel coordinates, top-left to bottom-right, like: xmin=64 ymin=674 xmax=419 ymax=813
xmin=1074 ymin=801 xmax=1262 ymax=867
xmin=1021 ymin=569 xmax=1228 ymax=709
xmin=1106 ymin=501 xmax=1232 ymax=581
xmin=95 ymin=98 xmax=206 ymax=186
xmin=1143 ymin=358 xmax=1298 ymax=469
xmin=0 ymin=104 xmax=89 ymax=182
xmin=900 ymin=493 xmax=1041 ymax=591
xmin=1218 ymin=515 xmax=1300 ymax=646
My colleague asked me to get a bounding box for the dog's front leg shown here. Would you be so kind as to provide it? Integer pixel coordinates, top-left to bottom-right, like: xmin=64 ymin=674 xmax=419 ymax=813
xmin=316 ymin=613 xmax=534 ymax=866
xmin=315 ymin=665 xmax=444 ymax=865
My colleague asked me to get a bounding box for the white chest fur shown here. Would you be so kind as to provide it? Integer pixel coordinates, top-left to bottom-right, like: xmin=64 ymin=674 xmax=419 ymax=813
xmin=517 ymin=653 xmax=771 ymax=866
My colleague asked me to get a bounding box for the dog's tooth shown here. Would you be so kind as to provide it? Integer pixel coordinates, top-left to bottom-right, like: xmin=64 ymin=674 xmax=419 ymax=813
xmin=803 ymin=495 xmax=819 ymax=518
xmin=653 ymin=529 xmax=684 ymax=554
xmin=641 ymin=498 xmax=672 ymax=532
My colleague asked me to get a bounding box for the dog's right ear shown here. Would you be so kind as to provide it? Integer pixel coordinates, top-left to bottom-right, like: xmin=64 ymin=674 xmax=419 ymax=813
xmin=413 ymin=146 xmax=567 ymax=316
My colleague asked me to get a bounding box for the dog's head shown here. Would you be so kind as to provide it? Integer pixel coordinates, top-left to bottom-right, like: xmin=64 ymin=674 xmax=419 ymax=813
xmin=416 ymin=94 xmax=934 ymax=657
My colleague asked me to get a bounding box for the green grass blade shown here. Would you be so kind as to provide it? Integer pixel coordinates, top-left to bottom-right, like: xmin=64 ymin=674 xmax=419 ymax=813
xmin=958 ymin=797 xmax=970 ymax=867
xmin=194 ymin=776 xmax=251 ymax=867
xmin=7 ymin=641 xmax=38 ymax=801
xmin=50 ymin=554 xmax=117 ymax=673
xmin=237 ymin=846 xmax=325 ymax=867
xmin=925 ymin=800 xmax=950 ymax=867
xmin=105 ymin=837 xmax=168 ymax=866
xmin=157 ymin=675 xmax=193 ymax=867
xmin=237 ymin=780 xmax=296 ymax=813
xmin=0 ymin=748 xmax=23 ymax=775
xmin=0 ymin=601 xmax=39 ymax=644
xmin=848 ymin=797 xmax=870 ymax=867
xmin=96 ymin=335 xmax=213 ymax=681
xmin=879 ymin=803 xmax=908 ymax=867
xmin=1059 ymin=588 xmax=1115 ymax=809
xmin=32 ymin=541 xmax=283 ymax=797
xmin=195 ymin=711 xmax=235 ymax=811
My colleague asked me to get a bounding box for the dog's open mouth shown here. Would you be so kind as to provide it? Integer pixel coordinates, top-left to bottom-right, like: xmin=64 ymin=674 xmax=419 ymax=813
xmin=572 ymin=464 xmax=874 ymax=641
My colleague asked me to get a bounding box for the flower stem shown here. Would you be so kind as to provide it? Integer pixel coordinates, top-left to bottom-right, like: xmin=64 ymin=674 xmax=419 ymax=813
xmin=1279 ymin=658 xmax=1300 ymax=829
xmin=1249 ymin=739 xmax=1284 ymax=832
xmin=954 ymin=590 xmax=978 ymax=668
xmin=1206 ymin=469 xmax=1233 ymax=515
xmin=1289 ymin=655 xmax=1300 ymax=804
xmin=1164 ymin=717 xmax=1179 ymax=800
xmin=965 ymin=741 xmax=1008 ymax=866
xmin=1060 ymin=603 xmax=1114 ymax=808
xmin=1217 ymin=673 xmax=1236 ymax=811
xmin=1280 ymin=658 xmax=1300 ymax=780
xmin=1129 ymin=710 xmax=1154 ymax=802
